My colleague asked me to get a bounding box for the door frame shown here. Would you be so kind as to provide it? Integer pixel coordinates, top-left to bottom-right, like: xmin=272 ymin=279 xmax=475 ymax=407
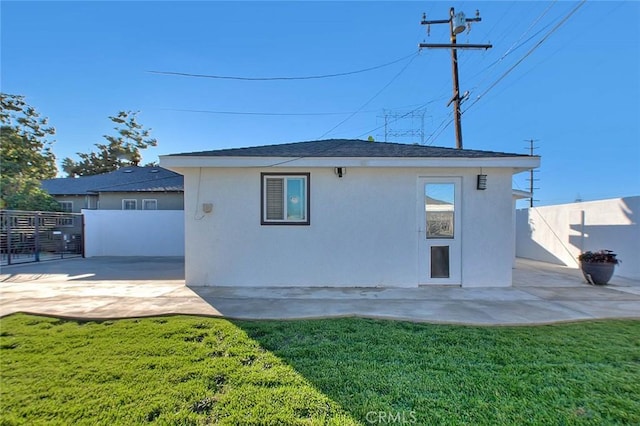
xmin=417 ymin=176 xmax=462 ymax=285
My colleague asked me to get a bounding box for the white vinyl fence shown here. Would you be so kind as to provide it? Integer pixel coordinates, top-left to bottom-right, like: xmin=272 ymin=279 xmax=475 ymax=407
xmin=515 ymin=196 xmax=639 ymax=280
xmin=83 ymin=210 xmax=184 ymax=257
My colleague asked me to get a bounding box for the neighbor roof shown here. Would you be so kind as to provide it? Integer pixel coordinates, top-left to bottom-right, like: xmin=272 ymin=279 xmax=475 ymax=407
xmin=169 ymin=139 xmax=530 ymax=158
xmin=41 ymin=166 xmax=184 ymax=196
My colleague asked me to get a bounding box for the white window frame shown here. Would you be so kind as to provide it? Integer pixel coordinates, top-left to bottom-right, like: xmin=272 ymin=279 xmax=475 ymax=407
xmin=142 ymin=199 xmax=158 ymax=210
xmin=122 ymin=199 xmax=137 ymax=210
xmin=261 ymin=173 xmax=310 ymax=225
xmin=59 ymin=201 xmax=73 ymax=213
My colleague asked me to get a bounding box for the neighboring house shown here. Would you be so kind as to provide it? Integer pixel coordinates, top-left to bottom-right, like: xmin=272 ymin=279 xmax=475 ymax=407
xmin=161 ymin=139 xmax=539 ymax=288
xmin=41 ymin=166 xmax=184 ymax=212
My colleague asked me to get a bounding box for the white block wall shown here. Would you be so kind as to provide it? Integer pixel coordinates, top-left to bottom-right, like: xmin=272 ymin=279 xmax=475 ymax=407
xmin=83 ymin=210 xmax=184 ymax=257
xmin=516 ymin=197 xmax=640 ymax=279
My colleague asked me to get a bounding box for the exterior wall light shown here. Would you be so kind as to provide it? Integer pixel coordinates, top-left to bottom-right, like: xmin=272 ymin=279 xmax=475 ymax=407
xmin=334 ymin=167 xmax=346 ymax=178
xmin=477 ymin=174 xmax=487 ymax=190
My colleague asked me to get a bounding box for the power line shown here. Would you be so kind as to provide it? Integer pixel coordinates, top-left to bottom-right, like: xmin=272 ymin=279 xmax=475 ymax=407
xmin=266 ymin=92 xmax=425 ymax=167
xmin=464 ymin=19 xmax=558 ymax=84
xmin=265 ymin=139 xmax=355 ymax=168
xmin=456 ymin=2 xmax=516 ymax=69
xmin=380 ymin=109 xmax=426 ymax=143
xmin=355 ymin=102 xmax=434 ymax=140
xmin=426 ymin=0 xmax=583 ymax=147
xmin=464 ymin=2 xmax=558 ymax=89
xmin=426 ymin=0 xmax=577 ymax=148
xmin=163 ymin=108 xmax=370 ymax=117
xmin=500 ymin=1 xmax=557 ymax=64
xmin=425 ymin=114 xmax=454 ymax=146
xmin=458 ymin=2 xmax=567 ymax=113
xmin=490 ymin=0 xmax=627 ymax=100
xmin=147 ymin=51 xmax=419 ymax=81
xmin=318 ymin=53 xmax=420 ymax=139
xmin=462 ymin=0 xmax=586 ymax=116
xmin=160 ymin=101 xmax=432 ymax=117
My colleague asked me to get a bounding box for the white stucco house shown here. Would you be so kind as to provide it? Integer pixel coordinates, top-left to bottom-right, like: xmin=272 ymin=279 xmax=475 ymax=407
xmin=161 ymin=139 xmax=539 ymax=288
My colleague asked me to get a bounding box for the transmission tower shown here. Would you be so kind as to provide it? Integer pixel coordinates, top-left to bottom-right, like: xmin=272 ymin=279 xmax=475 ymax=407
xmin=378 ymin=109 xmax=427 ymax=144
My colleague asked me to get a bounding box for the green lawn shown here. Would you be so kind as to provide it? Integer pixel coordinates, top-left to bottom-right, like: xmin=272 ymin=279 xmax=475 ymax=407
xmin=1 ymin=314 xmax=638 ymax=425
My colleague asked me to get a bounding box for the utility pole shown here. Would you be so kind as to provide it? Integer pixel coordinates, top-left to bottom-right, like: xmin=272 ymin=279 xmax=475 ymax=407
xmin=420 ymin=8 xmax=492 ymax=149
xmin=525 ymin=139 xmax=540 ymax=207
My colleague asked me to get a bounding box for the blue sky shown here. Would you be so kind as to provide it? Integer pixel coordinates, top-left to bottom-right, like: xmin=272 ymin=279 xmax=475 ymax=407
xmin=2 ymin=1 xmax=639 ymax=207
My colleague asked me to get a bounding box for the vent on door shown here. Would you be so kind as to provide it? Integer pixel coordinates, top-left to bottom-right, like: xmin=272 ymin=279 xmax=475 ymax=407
xmin=430 ymin=246 xmax=450 ymax=278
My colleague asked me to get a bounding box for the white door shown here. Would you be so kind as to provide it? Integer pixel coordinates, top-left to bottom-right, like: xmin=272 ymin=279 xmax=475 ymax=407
xmin=417 ymin=177 xmax=462 ymax=285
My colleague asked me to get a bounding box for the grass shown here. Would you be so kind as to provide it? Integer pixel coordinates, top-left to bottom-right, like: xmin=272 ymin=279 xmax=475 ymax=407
xmin=0 ymin=315 xmax=638 ymax=425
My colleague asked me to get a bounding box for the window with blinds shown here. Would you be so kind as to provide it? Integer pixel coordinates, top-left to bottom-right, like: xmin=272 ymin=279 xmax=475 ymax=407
xmin=265 ymin=178 xmax=284 ymax=220
xmin=261 ymin=173 xmax=310 ymax=225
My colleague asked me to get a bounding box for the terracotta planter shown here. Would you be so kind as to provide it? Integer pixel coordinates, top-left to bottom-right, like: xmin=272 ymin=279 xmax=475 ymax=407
xmin=580 ymin=262 xmax=616 ymax=285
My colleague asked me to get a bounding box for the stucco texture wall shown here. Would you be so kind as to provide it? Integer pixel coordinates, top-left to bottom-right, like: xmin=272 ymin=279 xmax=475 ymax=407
xmin=516 ymin=196 xmax=639 ymax=280
xmin=460 ymin=169 xmax=515 ymax=287
xmin=178 ymin=167 xmax=516 ymax=288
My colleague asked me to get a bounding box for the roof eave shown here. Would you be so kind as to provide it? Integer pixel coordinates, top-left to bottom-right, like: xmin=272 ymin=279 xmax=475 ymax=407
xmin=95 ymin=189 xmax=184 ymax=193
xmin=512 ymin=189 xmax=533 ymax=199
xmin=160 ymin=155 xmax=540 ymax=171
xmin=46 ymin=191 xmax=99 ymax=196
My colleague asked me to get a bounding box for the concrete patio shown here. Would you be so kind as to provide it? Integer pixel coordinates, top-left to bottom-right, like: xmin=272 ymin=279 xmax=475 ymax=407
xmin=1 ymin=257 xmax=639 ymax=325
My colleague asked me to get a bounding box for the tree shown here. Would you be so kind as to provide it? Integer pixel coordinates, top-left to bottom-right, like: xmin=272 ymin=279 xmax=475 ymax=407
xmin=0 ymin=93 xmax=57 ymax=180
xmin=62 ymin=111 xmax=157 ymax=177
xmin=0 ymin=93 xmax=60 ymax=211
xmin=0 ymin=177 xmax=61 ymax=211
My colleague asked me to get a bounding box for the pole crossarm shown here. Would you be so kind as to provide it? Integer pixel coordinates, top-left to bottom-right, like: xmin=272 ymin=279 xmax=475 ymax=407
xmin=421 ymin=19 xmax=449 ymax=25
xmin=421 ymin=16 xmax=482 ymax=26
xmin=419 ymin=43 xmax=493 ymax=50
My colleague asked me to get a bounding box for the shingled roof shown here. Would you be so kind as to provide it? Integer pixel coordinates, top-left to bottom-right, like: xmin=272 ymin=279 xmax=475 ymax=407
xmin=170 ymin=139 xmax=529 ymax=158
xmin=41 ymin=166 xmax=183 ymax=196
